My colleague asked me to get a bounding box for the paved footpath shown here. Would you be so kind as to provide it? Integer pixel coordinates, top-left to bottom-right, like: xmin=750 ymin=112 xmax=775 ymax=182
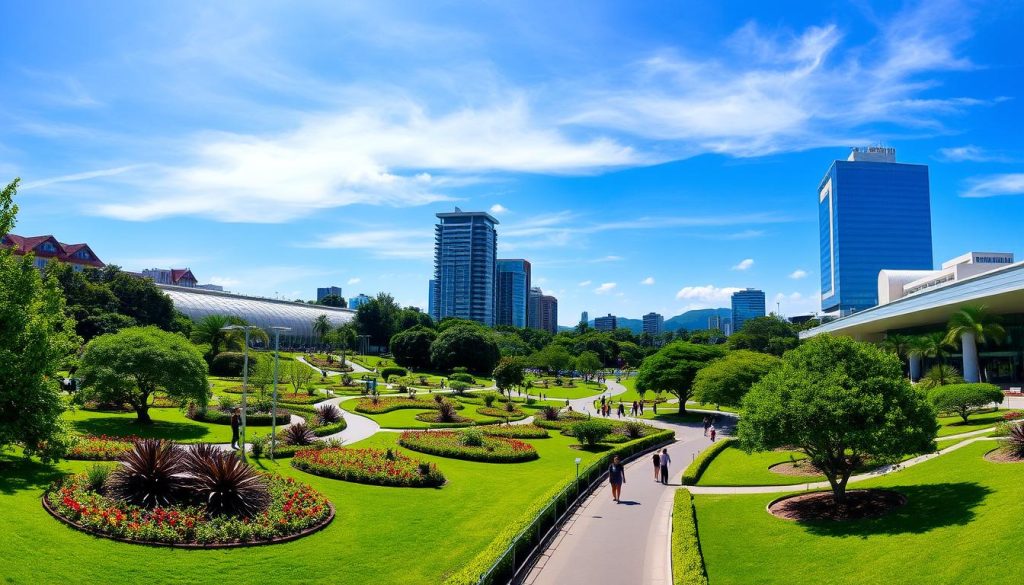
xmin=525 ymin=380 xmax=728 ymax=585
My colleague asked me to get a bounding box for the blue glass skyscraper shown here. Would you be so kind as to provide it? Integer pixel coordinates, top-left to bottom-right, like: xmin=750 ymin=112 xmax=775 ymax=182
xmin=818 ymin=147 xmax=933 ymax=315
xmin=731 ymin=288 xmax=765 ymax=333
xmin=496 ymin=259 xmax=531 ymax=328
xmin=431 ymin=209 xmax=498 ymax=326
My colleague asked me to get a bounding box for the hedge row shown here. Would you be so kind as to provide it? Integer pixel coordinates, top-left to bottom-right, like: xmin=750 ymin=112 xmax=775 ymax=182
xmin=681 ymin=438 xmax=735 ymax=485
xmin=444 ymin=428 xmax=675 ymax=585
xmin=672 ymin=489 xmax=709 ymax=585
xmin=188 ymin=408 xmax=292 ymax=427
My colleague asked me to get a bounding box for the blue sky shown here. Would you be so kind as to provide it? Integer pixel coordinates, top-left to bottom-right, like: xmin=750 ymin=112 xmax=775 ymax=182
xmin=2 ymin=0 xmax=1022 ymax=324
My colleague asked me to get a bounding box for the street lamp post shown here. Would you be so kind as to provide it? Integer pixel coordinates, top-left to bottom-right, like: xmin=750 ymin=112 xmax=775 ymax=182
xmin=270 ymin=326 xmax=292 ymax=462
xmin=574 ymin=457 xmax=582 ymax=482
xmin=222 ymin=325 xmax=260 ymax=462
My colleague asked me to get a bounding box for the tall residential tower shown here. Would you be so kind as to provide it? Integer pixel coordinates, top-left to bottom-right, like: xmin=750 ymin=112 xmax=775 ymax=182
xmin=731 ymin=288 xmax=765 ymax=333
xmin=430 ymin=209 xmax=499 ymax=326
xmin=496 ymin=259 xmax=532 ymax=328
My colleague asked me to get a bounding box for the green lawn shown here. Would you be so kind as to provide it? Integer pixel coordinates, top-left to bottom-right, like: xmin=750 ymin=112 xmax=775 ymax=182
xmin=529 ymin=379 xmax=607 ymax=400
xmin=63 ymin=407 xmax=255 ymax=443
xmin=693 ymin=441 xmax=1024 ymax=584
xmin=696 ymin=443 xmax=821 ymax=486
xmin=339 ymin=400 xmax=505 ymax=428
xmin=0 ymin=428 xmax=607 ymax=584
xmin=935 ymin=410 xmax=1006 ymax=437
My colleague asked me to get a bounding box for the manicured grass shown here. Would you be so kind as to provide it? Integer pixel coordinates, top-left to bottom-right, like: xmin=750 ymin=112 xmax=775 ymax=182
xmin=340 ymin=400 xmax=502 ymax=428
xmin=64 ymin=407 xmax=246 ymax=443
xmin=693 ymin=441 xmax=1024 ymax=584
xmin=935 ymin=410 xmax=1005 ymax=437
xmin=0 ymin=426 xmax=606 ymax=584
xmin=696 ymin=443 xmax=821 ymax=486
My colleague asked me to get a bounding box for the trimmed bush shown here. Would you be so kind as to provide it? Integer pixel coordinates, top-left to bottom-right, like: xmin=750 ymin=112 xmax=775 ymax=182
xmin=354 ymin=396 xmax=458 ymax=414
xmin=672 ymin=489 xmax=709 ymax=585
xmin=399 ymin=430 xmax=539 ymax=463
xmin=568 ymin=419 xmax=613 ymax=447
xmin=449 ymin=380 xmax=470 ymax=395
xmin=476 ymin=406 xmax=526 ymax=421
xmin=380 ymin=366 xmax=407 ymax=380
xmin=450 ymin=373 xmax=475 ymax=384
xmin=291 ymin=447 xmax=444 ymax=487
xmin=188 ymin=407 xmax=291 ymax=426
xmin=210 ymin=352 xmax=246 ymax=377
xmin=681 ymin=438 xmax=735 ymax=485
xmin=480 ymin=424 xmax=549 ymax=439
xmin=928 ymin=383 xmax=1005 ymax=423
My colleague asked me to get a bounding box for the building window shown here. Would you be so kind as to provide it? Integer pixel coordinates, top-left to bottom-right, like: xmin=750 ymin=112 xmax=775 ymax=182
xmin=40 ymin=242 xmax=57 ymax=253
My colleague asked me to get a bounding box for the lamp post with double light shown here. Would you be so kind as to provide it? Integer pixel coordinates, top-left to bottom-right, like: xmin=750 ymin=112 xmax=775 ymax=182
xmin=221 ymin=324 xmax=261 ymax=462
xmin=269 ymin=326 xmax=291 ymax=461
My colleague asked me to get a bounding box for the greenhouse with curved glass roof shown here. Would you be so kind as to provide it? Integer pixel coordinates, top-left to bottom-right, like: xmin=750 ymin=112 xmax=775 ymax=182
xmin=159 ymin=284 xmax=354 ymax=347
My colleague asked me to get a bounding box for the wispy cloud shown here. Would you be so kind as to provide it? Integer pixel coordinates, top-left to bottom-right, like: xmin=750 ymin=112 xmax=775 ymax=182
xmin=303 ymin=229 xmax=432 ymax=260
xmin=961 ymin=174 xmax=1024 ymax=198
xmin=938 ymin=145 xmax=1011 ymax=163
xmin=789 ymin=269 xmax=808 ymax=279
xmin=577 ymin=280 xmax=592 ymax=287
xmin=489 ymin=203 xmax=509 ymax=214
xmin=594 ymin=282 xmax=617 ymax=294
xmin=732 ymin=258 xmax=754 ymax=271
xmin=675 ymin=285 xmax=742 ymax=307
xmin=641 ymin=276 xmax=655 ymax=285
xmin=20 ymin=165 xmax=142 ymax=190
xmin=208 ymin=276 xmax=240 ymax=288
xmin=347 ymin=277 xmax=361 ymax=285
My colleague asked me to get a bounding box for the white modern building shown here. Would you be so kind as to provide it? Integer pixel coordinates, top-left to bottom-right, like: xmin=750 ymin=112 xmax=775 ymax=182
xmin=878 ymin=252 xmax=1014 ymax=305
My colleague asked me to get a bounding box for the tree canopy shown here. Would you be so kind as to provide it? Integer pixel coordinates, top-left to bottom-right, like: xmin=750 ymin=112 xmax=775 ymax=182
xmin=79 ymin=326 xmax=209 ymax=423
xmin=727 ymin=316 xmax=799 ymax=356
xmin=0 ymin=178 xmax=79 ymax=461
xmin=738 ymin=335 xmax=937 ymax=506
xmin=635 ymin=342 xmax=726 ymax=413
xmin=316 ymin=294 xmax=346 ymax=308
xmin=355 ymin=292 xmax=402 ymax=347
xmin=492 ymin=357 xmax=525 ymax=397
xmin=692 ymin=349 xmax=780 ymax=407
xmin=390 ymin=325 xmax=437 ymax=370
xmin=927 ymin=383 xmax=1004 ymax=423
xmin=429 ymin=323 xmax=500 ymax=375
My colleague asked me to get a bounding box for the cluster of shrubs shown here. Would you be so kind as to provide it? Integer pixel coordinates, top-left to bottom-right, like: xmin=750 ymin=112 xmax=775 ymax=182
xmin=354 ymin=395 xmax=459 ymax=414
xmin=291 ymin=447 xmax=445 ymax=488
xmin=251 ymin=404 xmax=346 ymax=458
xmin=46 ymin=439 xmax=333 ymax=545
xmin=187 ymin=403 xmax=291 ymax=427
xmin=398 ymin=430 xmax=539 ymax=463
xmin=380 ymin=366 xmax=407 ymax=380
xmin=480 ymin=425 xmax=550 ymax=439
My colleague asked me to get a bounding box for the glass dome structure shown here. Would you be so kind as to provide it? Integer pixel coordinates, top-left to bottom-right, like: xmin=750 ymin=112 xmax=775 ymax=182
xmin=159 ymin=285 xmax=354 ymax=347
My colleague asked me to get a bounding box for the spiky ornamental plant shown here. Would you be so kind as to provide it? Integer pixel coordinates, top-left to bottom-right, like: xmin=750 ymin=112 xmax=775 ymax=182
xmin=1004 ymin=424 xmax=1024 ymax=458
xmin=106 ymin=439 xmax=189 ymax=508
xmin=437 ymin=400 xmax=458 ymax=422
xmin=185 ymin=445 xmax=270 ymax=517
xmin=284 ymin=421 xmax=316 ymax=446
xmin=315 ymin=403 xmax=342 ymax=425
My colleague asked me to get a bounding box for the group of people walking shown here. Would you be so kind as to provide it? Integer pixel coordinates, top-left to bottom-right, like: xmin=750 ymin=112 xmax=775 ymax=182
xmin=607 ymin=447 xmax=673 ymax=503
xmin=598 ymin=396 xmax=650 ymax=418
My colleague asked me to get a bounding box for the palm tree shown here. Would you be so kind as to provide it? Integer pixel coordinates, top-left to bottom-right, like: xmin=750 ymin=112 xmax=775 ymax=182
xmin=944 ymin=305 xmax=1006 ymax=383
xmin=190 ymin=315 xmax=267 ymax=357
xmin=880 ymin=333 xmax=913 ymax=377
xmin=313 ymin=315 xmax=332 ymax=347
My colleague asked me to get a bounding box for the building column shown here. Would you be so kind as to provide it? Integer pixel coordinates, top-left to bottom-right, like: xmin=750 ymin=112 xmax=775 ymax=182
xmin=909 ymin=354 xmax=922 ymax=382
xmin=961 ymin=331 xmax=980 ymax=383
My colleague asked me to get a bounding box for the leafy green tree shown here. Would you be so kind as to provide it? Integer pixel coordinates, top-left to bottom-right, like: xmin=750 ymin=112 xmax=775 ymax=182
xmin=313 ymin=314 xmax=332 ymax=345
xmin=636 ymin=342 xmax=727 ymax=414
xmin=104 ymin=267 xmax=176 ymax=330
xmin=727 ymin=316 xmax=799 ymax=356
xmin=495 ymin=332 xmax=532 ymax=357
xmin=738 ymin=335 xmax=937 ymax=506
xmin=398 ymin=307 xmax=433 ymax=331
xmin=355 ymin=292 xmax=401 ymax=347
xmin=316 ymin=294 xmax=346 ymax=308
xmin=944 ymin=305 xmax=1005 ymax=383
xmin=692 ymin=350 xmax=780 ymax=407
xmin=390 ymin=325 xmax=436 ymax=370
xmin=286 ymin=359 xmax=316 ymax=395
xmin=530 ymin=344 xmax=573 ymax=375
xmin=575 ymin=350 xmax=602 ymax=381
xmin=78 ymin=326 xmax=209 ymax=423
xmin=0 ymin=178 xmax=79 ymax=461
xmin=429 ymin=323 xmax=500 ymax=375
xmin=928 ymin=383 xmax=1004 ymax=423
xmin=688 ymin=328 xmax=726 ymax=345
xmin=492 ymin=357 xmax=526 ymax=398
xmin=615 ymin=341 xmax=646 ymax=368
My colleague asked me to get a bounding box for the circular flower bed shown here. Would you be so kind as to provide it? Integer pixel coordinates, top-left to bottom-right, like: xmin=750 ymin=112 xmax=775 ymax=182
xmin=984 ymin=447 xmax=1024 ymax=463
xmin=399 ymin=430 xmax=539 ymax=463
xmin=67 ymin=435 xmax=139 ymax=461
xmin=413 ymin=411 xmax=476 ymax=426
xmin=187 ymin=407 xmax=291 ymax=426
xmin=475 ymin=406 xmax=527 ymax=421
xmin=480 ymin=425 xmax=549 ymax=439
xmin=767 ymin=489 xmax=906 ymax=521
xmin=354 ymin=396 xmax=461 ymax=414
xmin=291 ymin=447 xmax=445 ymax=487
xmin=44 ymin=471 xmax=333 ymax=547
xmin=223 ymin=387 xmax=327 ymax=405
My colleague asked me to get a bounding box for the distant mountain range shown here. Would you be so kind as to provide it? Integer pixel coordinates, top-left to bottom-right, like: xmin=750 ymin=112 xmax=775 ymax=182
xmin=560 ymin=308 xmax=732 ymax=334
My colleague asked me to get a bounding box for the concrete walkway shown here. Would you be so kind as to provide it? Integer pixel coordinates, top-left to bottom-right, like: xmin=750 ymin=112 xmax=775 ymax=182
xmin=525 ymin=380 xmax=722 ymax=585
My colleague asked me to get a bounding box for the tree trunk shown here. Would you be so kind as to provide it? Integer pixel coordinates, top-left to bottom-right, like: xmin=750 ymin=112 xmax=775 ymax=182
xmin=135 ymin=403 xmax=152 ymax=424
xmin=677 ymin=392 xmax=687 ymax=414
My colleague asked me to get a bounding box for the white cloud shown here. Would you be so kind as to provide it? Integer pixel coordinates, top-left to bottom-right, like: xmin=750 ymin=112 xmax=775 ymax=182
xmin=578 ymin=280 xmax=592 ymax=286
xmin=208 ymin=276 xmax=240 ymax=287
xmin=20 ymin=165 xmax=143 ymax=190
xmin=789 ymin=269 xmax=808 ymax=280
xmin=675 ymin=285 xmax=742 ymax=307
xmin=347 ymin=277 xmax=361 ymax=285
xmin=641 ymin=276 xmax=655 ymax=285
xmin=594 ymin=282 xmax=617 ymax=294
xmin=732 ymin=258 xmax=754 ymax=271
xmin=304 ymin=230 xmax=432 ymax=260
xmin=938 ymin=145 xmax=1009 ymax=163
xmin=961 ymin=174 xmax=1024 ymax=198
xmin=592 ymin=255 xmax=623 ymax=263
xmin=489 ymin=203 xmax=509 ymax=214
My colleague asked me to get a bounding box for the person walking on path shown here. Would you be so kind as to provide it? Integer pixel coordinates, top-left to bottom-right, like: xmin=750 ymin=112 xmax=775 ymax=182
xmin=617 ymin=402 xmax=625 ymax=418
xmin=659 ymin=448 xmax=672 ymax=484
xmin=702 ymin=415 xmax=711 ymax=436
xmin=709 ymin=425 xmax=717 ymax=442
xmin=652 ymin=401 xmax=657 ymax=415
xmin=638 ymin=401 xmax=644 ymax=416
xmin=652 ymin=452 xmax=661 ymax=481
xmin=230 ymin=407 xmax=241 ymax=450
xmin=609 ymin=455 xmax=626 ymax=502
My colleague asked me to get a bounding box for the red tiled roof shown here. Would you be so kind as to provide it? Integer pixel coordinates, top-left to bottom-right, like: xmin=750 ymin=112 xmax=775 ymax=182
xmin=0 ymin=233 xmax=105 ymax=267
xmin=170 ymin=268 xmax=196 ymax=284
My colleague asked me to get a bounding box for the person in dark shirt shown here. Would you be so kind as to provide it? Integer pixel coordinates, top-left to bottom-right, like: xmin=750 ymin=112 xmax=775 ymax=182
xmin=652 ymin=452 xmax=661 ymax=481
xmin=230 ymin=407 xmax=241 ymax=450
xmin=608 ymin=455 xmax=626 ymax=502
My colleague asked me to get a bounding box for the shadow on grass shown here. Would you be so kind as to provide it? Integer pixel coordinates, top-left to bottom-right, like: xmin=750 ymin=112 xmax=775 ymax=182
xmin=0 ymin=455 xmax=65 ymax=496
xmin=570 ymin=444 xmax=614 ymax=453
xmin=800 ymin=482 xmax=992 ymax=538
xmin=71 ymin=416 xmax=209 ymax=442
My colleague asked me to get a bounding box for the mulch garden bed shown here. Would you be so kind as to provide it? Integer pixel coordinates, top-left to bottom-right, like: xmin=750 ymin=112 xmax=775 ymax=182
xmin=984 ymin=447 xmax=1024 ymax=463
xmin=768 ymin=489 xmax=906 ymax=521
xmin=768 ymin=460 xmax=822 ymax=477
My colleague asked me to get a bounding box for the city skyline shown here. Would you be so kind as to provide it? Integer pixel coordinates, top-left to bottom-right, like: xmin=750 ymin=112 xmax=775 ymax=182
xmin=2 ymin=1 xmax=1022 ymax=324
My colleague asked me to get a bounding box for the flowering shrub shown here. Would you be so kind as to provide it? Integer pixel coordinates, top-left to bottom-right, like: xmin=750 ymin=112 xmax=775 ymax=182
xmin=480 ymin=425 xmax=549 ymax=439
xmin=291 ymin=447 xmax=445 ymax=487
xmin=413 ymin=411 xmax=475 ymax=426
xmin=533 ymin=411 xmax=589 ymax=430
xmin=1002 ymin=411 xmax=1023 ymax=421
xmin=354 ymin=396 xmax=461 ymax=414
xmin=476 ymin=407 xmax=526 ymax=421
xmin=67 ymin=435 xmax=139 ymax=461
xmin=399 ymin=430 xmax=538 ymax=463
xmin=45 ymin=474 xmax=331 ymax=545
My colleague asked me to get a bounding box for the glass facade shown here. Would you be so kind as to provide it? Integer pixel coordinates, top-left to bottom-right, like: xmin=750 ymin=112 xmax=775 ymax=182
xmin=496 ymin=259 xmax=531 ymax=328
xmin=432 ymin=210 xmax=498 ymax=326
xmin=819 ymin=157 xmax=933 ymax=314
xmin=731 ymin=288 xmax=765 ymax=333
xmin=160 ymin=285 xmax=354 ymax=347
